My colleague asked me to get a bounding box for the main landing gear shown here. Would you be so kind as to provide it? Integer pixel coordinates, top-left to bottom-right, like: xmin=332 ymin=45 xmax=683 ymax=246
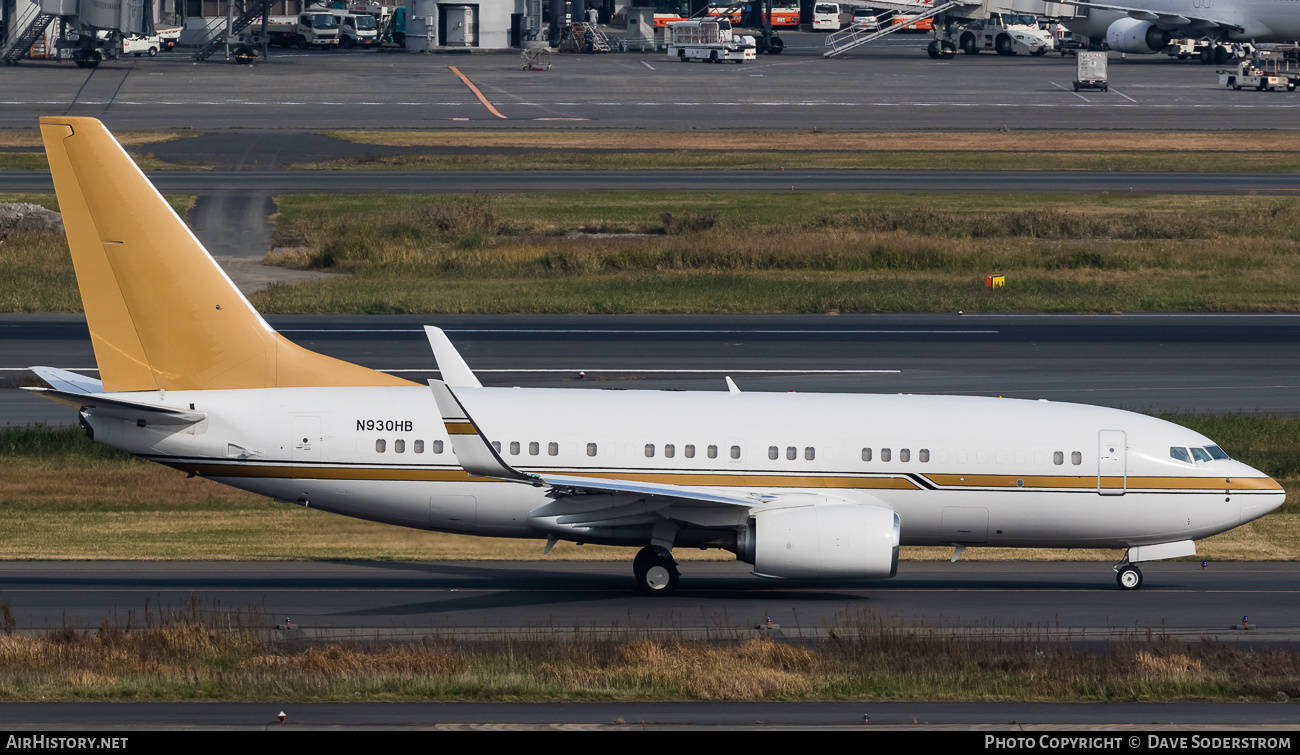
xmin=633 ymin=546 xmax=679 ymax=596
xmin=1114 ymin=560 xmax=1143 ymax=590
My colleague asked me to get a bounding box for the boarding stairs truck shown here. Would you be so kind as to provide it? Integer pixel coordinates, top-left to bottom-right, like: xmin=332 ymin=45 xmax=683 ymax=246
xmin=824 ymin=0 xmax=1079 ymax=60
xmin=955 ymin=12 xmax=1053 ymax=56
xmin=667 ymin=17 xmax=755 ymax=62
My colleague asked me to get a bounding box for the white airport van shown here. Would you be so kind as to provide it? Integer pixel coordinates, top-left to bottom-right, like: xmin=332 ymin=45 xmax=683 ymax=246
xmin=812 ymin=2 xmax=846 ymax=31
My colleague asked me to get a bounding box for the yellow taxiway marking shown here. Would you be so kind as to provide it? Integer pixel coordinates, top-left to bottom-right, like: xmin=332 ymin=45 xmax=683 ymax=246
xmin=449 ymin=66 xmax=508 ymax=119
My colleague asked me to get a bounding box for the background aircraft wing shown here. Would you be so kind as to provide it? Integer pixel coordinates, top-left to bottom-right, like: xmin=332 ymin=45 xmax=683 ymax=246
xmin=1056 ymin=1 xmax=1243 ymax=31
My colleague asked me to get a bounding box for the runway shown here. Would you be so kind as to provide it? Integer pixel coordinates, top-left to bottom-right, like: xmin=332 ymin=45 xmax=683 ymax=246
xmin=3 ymin=36 xmax=1296 ymax=132
xmin=5 ymin=312 xmax=1299 ymax=425
xmin=2 ymin=560 xmax=1297 ymax=641
xmin=4 ymin=168 xmax=1299 ymax=194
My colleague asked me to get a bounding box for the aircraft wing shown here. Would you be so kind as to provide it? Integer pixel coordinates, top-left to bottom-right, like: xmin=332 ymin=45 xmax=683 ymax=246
xmin=428 ymin=379 xmax=761 ymax=529
xmin=22 ymin=387 xmax=208 ymax=426
xmin=1056 ymin=1 xmax=1243 ymax=32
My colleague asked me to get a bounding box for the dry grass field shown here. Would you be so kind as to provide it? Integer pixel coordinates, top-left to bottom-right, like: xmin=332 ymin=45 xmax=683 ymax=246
xmin=0 ymin=604 xmax=1296 ymax=702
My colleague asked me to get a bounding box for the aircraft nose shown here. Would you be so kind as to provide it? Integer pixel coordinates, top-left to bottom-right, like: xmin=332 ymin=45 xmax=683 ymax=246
xmin=1236 ymin=465 xmax=1287 ymax=524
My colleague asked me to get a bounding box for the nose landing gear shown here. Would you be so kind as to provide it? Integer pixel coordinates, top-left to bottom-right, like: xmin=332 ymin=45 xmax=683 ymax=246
xmin=1114 ymin=561 xmax=1143 ymax=590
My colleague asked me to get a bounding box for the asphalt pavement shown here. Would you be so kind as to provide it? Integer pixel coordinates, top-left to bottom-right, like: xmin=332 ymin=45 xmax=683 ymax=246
xmin=2 ymin=35 xmax=1291 ymax=132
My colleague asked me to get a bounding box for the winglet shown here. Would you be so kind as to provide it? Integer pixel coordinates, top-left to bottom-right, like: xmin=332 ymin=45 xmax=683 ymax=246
xmin=725 ymin=376 xmax=740 ymax=394
xmin=429 ymin=379 xmax=534 ymax=482
xmin=425 ymin=326 xmax=482 ymax=388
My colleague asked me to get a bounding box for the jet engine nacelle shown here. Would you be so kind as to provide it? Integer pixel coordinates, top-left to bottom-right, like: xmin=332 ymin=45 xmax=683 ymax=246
xmin=740 ymin=500 xmax=900 ymax=580
xmin=1106 ymin=18 xmax=1171 ymax=53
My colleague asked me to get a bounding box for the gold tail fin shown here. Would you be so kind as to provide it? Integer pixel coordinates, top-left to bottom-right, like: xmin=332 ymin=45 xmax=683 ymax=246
xmin=40 ymin=117 xmax=413 ymax=392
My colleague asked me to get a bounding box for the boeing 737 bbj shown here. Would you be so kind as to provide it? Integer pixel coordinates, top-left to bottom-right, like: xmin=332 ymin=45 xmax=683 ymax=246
xmin=26 ymin=117 xmax=1285 ymax=595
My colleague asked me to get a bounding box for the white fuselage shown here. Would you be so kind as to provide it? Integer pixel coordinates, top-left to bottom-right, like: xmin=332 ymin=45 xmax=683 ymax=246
xmin=86 ymin=386 xmax=1283 ymax=552
xmin=1067 ymin=0 xmax=1300 ymax=42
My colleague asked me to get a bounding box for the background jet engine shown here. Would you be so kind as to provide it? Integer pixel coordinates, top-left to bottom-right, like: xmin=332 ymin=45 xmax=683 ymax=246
xmin=1106 ymin=18 xmax=1172 ymax=53
xmin=738 ymin=499 xmax=900 ymax=580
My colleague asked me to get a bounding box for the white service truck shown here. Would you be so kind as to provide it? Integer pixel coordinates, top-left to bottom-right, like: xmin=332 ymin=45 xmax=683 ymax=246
xmin=332 ymin=10 xmax=380 ymax=48
xmin=956 ymin=13 xmax=1054 ymax=56
xmin=121 ymin=32 xmax=161 ymax=56
xmin=239 ymin=13 xmax=341 ymax=49
xmin=812 ymin=2 xmax=848 ymax=31
xmin=666 ymin=18 xmax=756 ymax=63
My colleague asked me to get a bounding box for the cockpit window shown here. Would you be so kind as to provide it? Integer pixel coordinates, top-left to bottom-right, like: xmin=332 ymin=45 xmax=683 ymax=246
xmin=1170 ymin=447 xmax=1191 ymax=463
xmin=1205 ymin=445 xmax=1229 ymax=460
xmin=1190 ymin=447 xmax=1212 ymax=463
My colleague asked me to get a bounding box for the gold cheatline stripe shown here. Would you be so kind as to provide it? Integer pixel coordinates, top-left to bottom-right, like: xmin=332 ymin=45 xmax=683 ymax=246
xmin=925 ymin=474 xmax=1282 ymax=492
xmin=168 ymin=462 xmax=920 ymax=490
xmin=443 ymin=422 xmax=477 ymax=435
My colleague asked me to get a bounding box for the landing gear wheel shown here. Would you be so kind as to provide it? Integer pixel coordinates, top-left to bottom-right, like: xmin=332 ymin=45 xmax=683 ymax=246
xmin=767 ymin=36 xmax=784 ymax=54
xmin=940 ymin=40 xmax=956 ymax=59
xmin=633 ymin=547 xmax=679 ymax=597
xmin=927 ymin=40 xmax=940 ymax=59
xmin=1116 ymin=564 xmax=1143 ymax=590
xmin=1199 ymin=47 xmax=1213 ymax=64
xmin=960 ymin=32 xmax=977 ymax=54
xmin=1214 ymin=45 xmax=1229 ymax=64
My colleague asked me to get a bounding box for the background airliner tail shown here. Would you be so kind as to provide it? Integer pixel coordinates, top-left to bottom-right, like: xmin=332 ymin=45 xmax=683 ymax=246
xmin=39 ymin=116 xmax=411 ymax=392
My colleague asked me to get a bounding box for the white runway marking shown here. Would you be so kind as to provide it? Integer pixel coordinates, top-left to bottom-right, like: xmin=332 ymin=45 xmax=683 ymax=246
xmin=276 ymin=329 xmax=1001 ymax=334
xmin=1109 ymin=88 xmax=1138 ymax=103
xmin=379 ymin=368 xmax=903 ymax=374
xmin=640 ymin=61 xmax=655 ymax=70
xmin=1049 ymin=81 xmax=1090 ymax=102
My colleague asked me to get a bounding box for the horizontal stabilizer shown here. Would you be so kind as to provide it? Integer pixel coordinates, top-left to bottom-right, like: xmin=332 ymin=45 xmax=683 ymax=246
xmin=22 ymin=388 xmax=207 ymax=426
xmin=30 ymin=366 xmax=103 ymax=394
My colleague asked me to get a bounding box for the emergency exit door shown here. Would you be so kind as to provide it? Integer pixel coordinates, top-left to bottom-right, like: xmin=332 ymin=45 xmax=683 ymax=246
xmin=1097 ymin=429 xmax=1126 ymax=495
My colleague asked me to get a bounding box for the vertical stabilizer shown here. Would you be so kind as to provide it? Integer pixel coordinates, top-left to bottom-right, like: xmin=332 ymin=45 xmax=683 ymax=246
xmin=39 ymin=117 xmax=412 ymax=392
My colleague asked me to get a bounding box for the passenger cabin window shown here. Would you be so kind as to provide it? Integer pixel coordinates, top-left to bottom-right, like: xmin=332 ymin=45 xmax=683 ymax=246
xmin=805 ymin=447 xmax=815 ymax=461
xmin=861 ymin=448 xmax=872 ymax=462
xmin=414 ymin=440 xmax=425 ymax=454
xmin=529 ymin=442 xmax=540 ymax=456
xmin=708 ymin=445 xmax=718 ymax=459
xmin=433 ymin=440 xmax=444 ymax=454
xmin=786 ymin=446 xmax=796 ymax=460
xmin=375 ymin=439 xmax=386 ymax=453
xmin=730 ymin=445 xmax=741 ymax=460
xmin=881 ymin=448 xmax=891 ymax=462
xmin=665 ymin=444 xmax=675 ymax=458
xmin=549 ymin=442 xmax=559 ymax=456
xmin=685 ymin=445 xmax=695 ymax=458
xmin=919 ymin=449 xmax=929 ymax=463
xmin=900 ymin=448 xmax=910 ymax=462
xmin=1071 ymin=451 xmax=1082 ymax=465
xmin=510 ymin=441 xmax=520 ymax=456
xmin=1054 ymin=451 xmax=1064 ymax=465
xmin=394 ymin=439 xmax=405 ymax=453
xmin=1170 ymin=447 xmax=1192 ymax=463
xmin=492 ymin=441 xmax=501 ymax=453
xmin=769 ymin=446 xmax=779 ymax=460
xmin=587 ymin=443 xmax=598 ymax=457
xmin=645 ymin=444 xmax=655 ymax=458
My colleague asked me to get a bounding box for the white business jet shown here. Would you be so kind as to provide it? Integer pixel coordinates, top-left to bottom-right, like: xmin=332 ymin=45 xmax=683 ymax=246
xmin=1060 ymin=0 xmax=1300 ymax=61
xmin=28 ymin=117 xmax=1285 ymax=596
